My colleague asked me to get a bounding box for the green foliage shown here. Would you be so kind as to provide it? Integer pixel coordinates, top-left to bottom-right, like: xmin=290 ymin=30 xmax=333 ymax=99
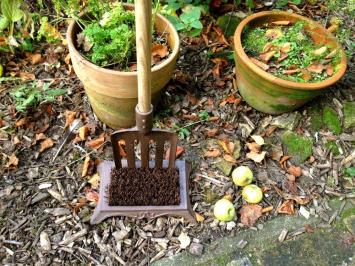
xmin=10 ymin=83 xmax=66 ymax=112
xmin=323 ymin=107 xmax=342 ymax=135
xmin=276 ymin=0 xmax=302 ymax=8
xmin=198 ymin=110 xmax=210 ymax=121
xmin=82 ymin=4 xmax=135 ymax=67
xmin=37 ymin=17 xmax=62 ymax=43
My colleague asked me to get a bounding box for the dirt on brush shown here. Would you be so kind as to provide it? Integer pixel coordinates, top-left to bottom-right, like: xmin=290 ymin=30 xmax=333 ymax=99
xmin=0 ymin=1 xmax=354 ymax=265
xmin=109 ymin=167 xmax=180 ymax=206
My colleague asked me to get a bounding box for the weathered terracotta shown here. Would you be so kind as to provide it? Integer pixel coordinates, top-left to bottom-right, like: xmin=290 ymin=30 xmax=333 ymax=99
xmin=234 ymin=11 xmax=347 ymax=114
xmin=67 ymin=5 xmax=180 ymax=128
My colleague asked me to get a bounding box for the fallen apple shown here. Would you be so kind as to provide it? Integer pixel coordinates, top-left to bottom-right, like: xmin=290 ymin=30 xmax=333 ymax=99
xmin=242 ymin=184 xmax=263 ymax=204
xmin=213 ymin=198 xmax=236 ymax=222
xmin=232 ymin=166 xmax=253 ymax=186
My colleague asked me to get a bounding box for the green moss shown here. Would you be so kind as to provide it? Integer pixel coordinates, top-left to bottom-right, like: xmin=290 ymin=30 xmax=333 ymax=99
xmin=323 ymin=107 xmax=342 ymax=135
xmin=325 ymin=141 xmax=341 ymax=155
xmin=343 ymin=102 xmax=355 ymax=128
xmin=308 ymin=105 xmax=323 ymax=131
xmin=281 ymin=131 xmax=313 ymax=164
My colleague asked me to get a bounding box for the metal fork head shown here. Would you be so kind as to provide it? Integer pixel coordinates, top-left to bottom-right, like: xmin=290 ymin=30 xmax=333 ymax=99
xmin=111 ymin=129 xmax=178 ymax=169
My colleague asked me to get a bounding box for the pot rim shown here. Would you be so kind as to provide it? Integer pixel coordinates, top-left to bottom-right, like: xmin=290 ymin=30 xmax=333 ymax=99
xmin=66 ymin=4 xmax=180 ymax=76
xmin=234 ymin=11 xmax=347 ymax=90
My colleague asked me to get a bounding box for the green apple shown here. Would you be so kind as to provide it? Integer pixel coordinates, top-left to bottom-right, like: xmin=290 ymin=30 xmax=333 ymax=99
xmin=242 ymin=184 xmax=263 ymax=204
xmin=213 ymin=198 xmax=236 ymax=222
xmin=232 ymin=166 xmax=253 ymax=187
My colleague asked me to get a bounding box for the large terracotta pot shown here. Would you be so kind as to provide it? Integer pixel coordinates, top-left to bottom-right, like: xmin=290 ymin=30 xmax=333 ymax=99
xmin=234 ymin=11 xmax=347 ymax=114
xmin=67 ymin=6 xmax=180 ymax=128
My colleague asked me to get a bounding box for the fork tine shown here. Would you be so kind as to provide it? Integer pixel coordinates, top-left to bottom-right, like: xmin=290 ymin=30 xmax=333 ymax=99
xmin=140 ymin=136 xmax=149 ymax=168
xmin=155 ymin=138 xmax=164 ymax=168
xmin=168 ymin=134 xmax=178 ymax=169
xmin=126 ymin=137 xmax=136 ymax=168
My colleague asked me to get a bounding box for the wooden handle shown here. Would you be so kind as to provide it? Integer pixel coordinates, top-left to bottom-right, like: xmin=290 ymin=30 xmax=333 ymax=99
xmin=135 ymin=0 xmax=152 ymax=113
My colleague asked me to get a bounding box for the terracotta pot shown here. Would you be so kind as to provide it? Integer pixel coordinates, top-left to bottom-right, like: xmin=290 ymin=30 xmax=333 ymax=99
xmin=233 ymin=11 xmax=347 ymax=114
xmin=67 ymin=5 xmax=180 ymax=128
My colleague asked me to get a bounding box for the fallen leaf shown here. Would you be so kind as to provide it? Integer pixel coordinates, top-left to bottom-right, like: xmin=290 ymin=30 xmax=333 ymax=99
xmin=307 ymin=62 xmax=325 ymax=74
xmin=64 ymin=54 xmax=71 ymax=65
xmin=5 ymin=154 xmax=19 ymax=168
xmin=205 ymin=128 xmax=219 ymax=137
xmin=313 ymin=46 xmax=327 ymax=56
xmin=246 ymin=142 xmax=261 ymax=153
xmin=64 ymin=110 xmax=76 ymax=128
xmin=152 ymin=44 xmax=169 ymax=58
xmin=87 ymin=135 xmax=105 ymax=150
xmin=259 ymin=50 xmax=276 ymax=63
xmin=165 ymin=146 xmax=184 ymax=160
xmin=250 ymin=57 xmax=269 ymax=71
xmin=261 ymin=206 xmax=273 ymax=213
xmin=251 ymin=135 xmax=265 ymax=146
xmin=86 ymin=190 xmax=99 ymax=202
xmin=265 ymin=28 xmax=283 ymax=39
xmin=67 ymin=198 xmax=87 ymax=214
xmin=263 ymin=42 xmax=274 ymax=52
xmin=15 ymin=118 xmax=27 ymax=127
xmin=301 ymin=69 xmax=312 ymax=82
xmin=220 ymin=95 xmax=241 ymax=106
xmin=19 ymin=72 xmax=35 ymax=80
xmin=325 ymin=49 xmax=338 ymax=59
xmin=78 ymin=126 xmax=89 ymax=141
xmin=279 ymin=155 xmax=291 ymax=168
xmin=285 ymin=180 xmax=298 ymax=195
xmin=223 ymin=194 xmax=233 ymax=202
xmin=278 ymin=199 xmax=295 ymax=215
xmin=283 ymin=68 xmax=300 ymax=75
xmin=178 ymin=232 xmax=191 ymax=249
xmin=88 ymin=173 xmax=100 ymax=189
xmin=218 ymin=139 xmax=232 ymax=154
xmin=195 ymin=213 xmax=205 ymax=222
xmin=187 ymin=91 xmax=198 ymax=105
xmin=246 ymin=151 xmax=266 ymax=163
xmin=272 ymin=20 xmax=291 ymax=25
xmin=281 ymin=42 xmax=291 ymax=53
xmin=304 ymin=224 xmax=314 ymax=233
xmin=82 ymin=156 xmax=91 ymax=177
xmin=325 ymin=65 xmax=334 ymax=76
xmin=28 ymin=53 xmax=42 ymax=65
xmin=204 ymin=149 xmax=221 ymax=158
xmin=35 ymin=133 xmax=46 ymax=142
xmin=277 ymin=52 xmax=288 ymax=62
xmin=77 ymin=32 xmax=93 ymax=52
xmin=240 ymin=204 xmax=262 ymax=227
xmin=223 ymin=154 xmax=237 ymax=163
xmin=287 ymin=166 xmax=302 ymax=177
xmin=39 ymin=138 xmax=54 ymax=153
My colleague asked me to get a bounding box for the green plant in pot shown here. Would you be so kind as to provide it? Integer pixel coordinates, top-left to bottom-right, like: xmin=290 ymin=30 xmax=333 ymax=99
xmin=66 ymin=1 xmax=180 ymax=128
xmin=233 ymin=11 xmax=347 ymax=114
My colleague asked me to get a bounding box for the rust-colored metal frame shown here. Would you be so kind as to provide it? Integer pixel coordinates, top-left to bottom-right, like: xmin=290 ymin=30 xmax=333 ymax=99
xmin=90 ymin=160 xmax=196 ymax=224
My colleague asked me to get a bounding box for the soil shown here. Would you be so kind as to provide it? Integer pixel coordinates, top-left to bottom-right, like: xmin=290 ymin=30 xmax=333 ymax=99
xmin=109 ymin=167 xmax=180 ymax=206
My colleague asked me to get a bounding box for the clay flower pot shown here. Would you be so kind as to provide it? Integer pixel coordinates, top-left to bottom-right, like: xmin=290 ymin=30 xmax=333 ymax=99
xmin=233 ymin=11 xmax=347 ymax=114
xmin=67 ymin=5 xmax=180 ymax=128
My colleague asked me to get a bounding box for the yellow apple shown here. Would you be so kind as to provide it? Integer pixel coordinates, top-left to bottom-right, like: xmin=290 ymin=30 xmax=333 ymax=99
xmin=213 ymin=198 xmax=236 ymax=222
xmin=232 ymin=166 xmax=253 ymax=187
xmin=242 ymin=184 xmax=263 ymax=204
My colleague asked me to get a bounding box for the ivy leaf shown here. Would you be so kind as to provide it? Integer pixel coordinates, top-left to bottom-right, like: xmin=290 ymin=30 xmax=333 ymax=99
xmin=0 ymin=16 xmax=9 ymax=31
xmin=1 ymin=0 xmax=24 ymax=23
xmin=166 ymin=15 xmax=185 ymax=31
xmin=180 ymin=7 xmax=201 ymax=24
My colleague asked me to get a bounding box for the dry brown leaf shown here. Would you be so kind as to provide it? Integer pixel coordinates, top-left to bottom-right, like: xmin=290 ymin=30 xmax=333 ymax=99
xmin=205 ymin=128 xmax=219 ymax=137
xmin=326 ymin=65 xmax=334 ymax=76
xmin=152 ymin=44 xmax=169 ymax=58
xmin=28 ymin=53 xmax=42 ymax=65
xmin=301 ymin=69 xmax=312 ymax=82
xmin=218 ymin=139 xmax=232 ymax=154
xmin=39 ymin=138 xmax=54 ymax=153
xmin=82 ymin=156 xmax=91 ymax=177
xmin=35 ymin=133 xmax=46 ymax=142
xmin=64 ymin=54 xmax=71 ymax=65
xmin=246 ymin=151 xmax=266 ymax=163
xmin=246 ymin=142 xmax=261 ymax=153
xmin=223 ymin=154 xmax=237 ymax=163
xmin=240 ymin=204 xmax=263 ymax=226
xmin=204 ymin=149 xmax=221 ymax=158
xmin=250 ymin=57 xmax=269 ymax=71
xmin=6 ymin=154 xmax=19 ymax=168
xmin=64 ymin=110 xmax=76 ymax=128
xmin=281 ymin=42 xmax=291 ymax=53
xmin=283 ymin=68 xmax=300 ymax=75
xmin=263 ymin=42 xmax=274 ymax=52
xmin=285 ymin=180 xmax=298 ymax=195
xmin=15 ymin=118 xmax=27 ymax=127
xmin=86 ymin=190 xmax=99 ymax=202
xmin=307 ymin=62 xmax=325 ymax=74
xmin=187 ymin=91 xmax=198 ymax=105
xmin=279 ymin=155 xmax=291 ymax=168
xmin=78 ymin=126 xmax=89 ymax=141
xmin=223 ymin=194 xmax=234 ymax=202
xmin=265 ymin=28 xmax=283 ymax=39
xmin=278 ymin=199 xmax=295 ymax=215
xmin=313 ymin=46 xmax=327 ymax=56
xmin=287 ymin=166 xmax=302 ymax=177
xmin=88 ymin=173 xmax=100 ymax=189
xmin=325 ymin=49 xmax=338 ymax=59
xmin=259 ymin=50 xmax=276 ymax=63
xmin=19 ymin=72 xmax=35 ymax=80
xmin=195 ymin=213 xmax=205 ymax=222
xmin=165 ymin=146 xmax=184 ymax=160
xmin=272 ymin=20 xmax=291 ymax=25
xmin=277 ymin=52 xmax=289 ymax=62
xmin=87 ymin=135 xmax=105 ymax=150
xmin=261 ymin=206 xmax=274 ymax=213
xmin=251 ymin=135 xmax=265 ymax=145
